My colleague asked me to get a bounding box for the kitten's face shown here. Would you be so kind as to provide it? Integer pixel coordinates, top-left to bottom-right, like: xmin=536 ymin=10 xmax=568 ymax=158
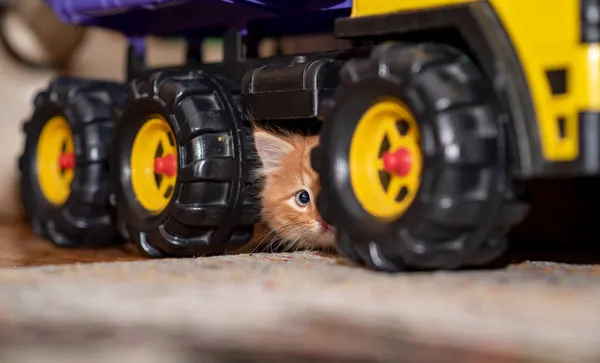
xmin=253 ymin=129 xmax=335 ymax=250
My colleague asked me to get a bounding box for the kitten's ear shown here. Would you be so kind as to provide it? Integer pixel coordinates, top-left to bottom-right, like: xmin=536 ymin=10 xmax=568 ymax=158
xmin=253 ymin=131 xmax=293 ymax=171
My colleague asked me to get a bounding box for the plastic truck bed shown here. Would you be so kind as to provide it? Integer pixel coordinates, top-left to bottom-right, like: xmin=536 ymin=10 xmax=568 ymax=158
xmin=44 ymin=0 xmax=351 ymax=37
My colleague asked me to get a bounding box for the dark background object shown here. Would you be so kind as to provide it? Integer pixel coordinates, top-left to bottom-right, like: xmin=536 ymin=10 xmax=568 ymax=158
xmin=0 ymin=0 xmax=86 ymax=70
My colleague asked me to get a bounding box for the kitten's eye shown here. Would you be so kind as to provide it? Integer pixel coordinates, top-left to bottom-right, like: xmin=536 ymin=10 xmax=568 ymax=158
xmin=294 ymin=190 xmax=311 ymax=207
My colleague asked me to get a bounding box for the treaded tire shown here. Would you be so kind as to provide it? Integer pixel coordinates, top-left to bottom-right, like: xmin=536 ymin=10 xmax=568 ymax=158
xmin=112 ymin=70 xmax=259 ymax=258
xmin=312 ymin=43 xmax=529 ymax=271
xmin=19 ymin=76 xmax=126 ymax=247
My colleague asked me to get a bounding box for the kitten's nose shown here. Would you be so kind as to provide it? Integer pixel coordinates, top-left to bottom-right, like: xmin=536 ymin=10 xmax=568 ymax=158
xmin=316 ymin=215 xmax=332 ymax=231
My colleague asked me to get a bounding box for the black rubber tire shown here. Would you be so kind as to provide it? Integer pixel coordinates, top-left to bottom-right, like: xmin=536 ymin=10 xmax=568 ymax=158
xmin=312 ymin=43 xmax=530 ymax=272
xmin=111 ymin=70 xmax=259 ymax=258
xmin=19 ymin=76 xmax=126 ymax=247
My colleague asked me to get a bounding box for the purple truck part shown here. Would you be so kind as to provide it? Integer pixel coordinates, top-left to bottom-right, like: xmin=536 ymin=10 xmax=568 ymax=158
xmin=44 ymin=0 xmax=352 ymax=37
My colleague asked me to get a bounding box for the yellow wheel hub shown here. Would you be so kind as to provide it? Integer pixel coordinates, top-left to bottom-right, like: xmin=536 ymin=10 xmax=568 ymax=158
xmin=349 ymin=98 xmax=423 ymax=222
xmin=36 ymin=115 xmax=75 ymax=206
xmin=130 ymin=116 xmax=178 ymax=215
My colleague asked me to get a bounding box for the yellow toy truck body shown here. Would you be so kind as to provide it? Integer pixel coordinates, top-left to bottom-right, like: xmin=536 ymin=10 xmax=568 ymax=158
xmin=339 ymin=0 xmax=600 ymax=178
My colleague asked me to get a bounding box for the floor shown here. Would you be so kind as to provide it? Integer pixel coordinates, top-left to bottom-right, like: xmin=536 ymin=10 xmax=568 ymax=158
xmin=0 ymin=224 xmax=143 ymax=267
xmin=3 ymin=239 xmax=600 ymax=363
xmin=4 ymin=213 xmax=600 ymax=363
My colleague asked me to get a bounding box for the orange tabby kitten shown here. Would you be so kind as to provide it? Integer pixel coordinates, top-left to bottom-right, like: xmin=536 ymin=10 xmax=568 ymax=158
xmin=242 ymin=127 xmax=336 ymax=253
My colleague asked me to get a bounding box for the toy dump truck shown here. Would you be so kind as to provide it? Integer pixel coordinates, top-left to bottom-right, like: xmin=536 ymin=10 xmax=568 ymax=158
xmin=19 ymin=0 xmax=596 ymax=272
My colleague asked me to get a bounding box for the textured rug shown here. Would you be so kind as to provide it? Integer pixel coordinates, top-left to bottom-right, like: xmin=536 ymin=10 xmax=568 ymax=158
xmin=2 ymin=249 xmax=600 ymax=363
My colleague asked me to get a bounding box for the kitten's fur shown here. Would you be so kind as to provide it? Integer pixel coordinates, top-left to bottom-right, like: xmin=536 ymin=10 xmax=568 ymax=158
xmin=239 ymin=127 xmax=336 ymax=253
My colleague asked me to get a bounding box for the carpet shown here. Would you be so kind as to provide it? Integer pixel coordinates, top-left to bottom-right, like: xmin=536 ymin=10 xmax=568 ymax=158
xmin=2 ymin=248 xmax=600 ymax=363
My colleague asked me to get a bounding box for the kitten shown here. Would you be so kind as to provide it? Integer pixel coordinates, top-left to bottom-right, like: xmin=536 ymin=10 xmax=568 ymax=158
xmin=241 ymin=127 xmax=336 ymax=253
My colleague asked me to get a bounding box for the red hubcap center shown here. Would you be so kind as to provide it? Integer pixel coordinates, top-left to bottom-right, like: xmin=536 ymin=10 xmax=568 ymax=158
xmin=59 ymin=152 xmax=74 ymax=169
xmin=154 ymin=153 xmax=177 ymax=177
xmin=382 ymin=148 xmax=412 ymax=177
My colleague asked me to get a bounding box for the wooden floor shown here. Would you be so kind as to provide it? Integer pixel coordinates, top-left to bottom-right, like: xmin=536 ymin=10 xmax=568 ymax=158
xmin=0 ymin=221 xmax=143 ymax=267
